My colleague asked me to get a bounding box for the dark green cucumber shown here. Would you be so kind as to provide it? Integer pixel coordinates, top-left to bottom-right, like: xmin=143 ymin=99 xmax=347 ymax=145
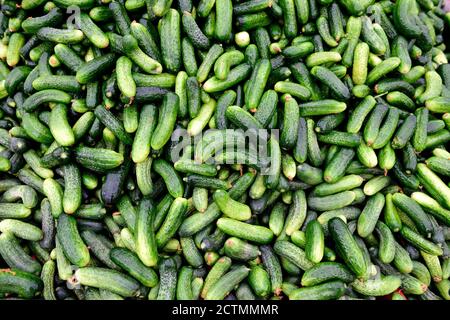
xmin=328 ymin=217 xmax=367 ymax=278
xmin=57 ymin=213 xmax=90 ymax=267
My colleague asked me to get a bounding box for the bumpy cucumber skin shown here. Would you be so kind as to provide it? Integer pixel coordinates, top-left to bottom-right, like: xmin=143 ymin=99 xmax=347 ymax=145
xmin=57 ymin=214 xmax=90 ymax=267
xmin=0 ymin=268 xmax=43 ymax=299
xmin=289 ymin=281 xmax=346 ymax=300
xmin=328 ymin=217 xmax=367 ymax=278
xmin=75 ymin=267 xmax=141 ymax=298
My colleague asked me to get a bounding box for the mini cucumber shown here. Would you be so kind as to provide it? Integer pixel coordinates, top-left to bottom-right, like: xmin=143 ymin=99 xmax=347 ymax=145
xmin=274 ymin=240 xmax=314 ymax=271
xmin=0 ymin=231 xmax=41 ymax=274
xmin=372 ymin=107 xmax=400 ymax=150
xmin=0 ymin=268 xmax=43 ymax=299
xmin=301 ymin=262 xmax=355 ymax=287
xmin=155 ymin=197 xmax=188 ymax=248
xmin=122 ymin=35 xmax=162 ymax=75
xmin=289 ymin=281 xmax=346 ymax=300
xmin=351 ymin=275 xmax=401 ymax=296
xmin=205 ymin=265 xmax=250 ymax=300
xmin=214 ymin=52 xmax=244 ymax=83
xmin=135 ymin=198 xmax=158 ymax=267
xmin=411 ymin=192 xmax=450 ymax=226
xmin=201 ymin=256 xmax=232 ymax=298
xmin=347 ymin=96 xmax=377 ymax=134
xmin=223 ymin=237 xmax=260 ymax=261
xmin=375 ymin=221 xmax=396 ymax=264
xmin=421 ymin=251 xmax=443 ymax=283
xmin=311 ymin=66 xmax=350 ymax=101
xmin=352 ymin=42 xmax=369 ymax=85
xmin=246 ymin=59 xmax=271 ymax=112
xmin=0 ymin=219 xmax=42 ymax=241
xmin=217 ymin=217 xmax=274 ymax=244
xmin=180 ymin=236 xmax=203 ymax=268
xmin=131 ymin=104 xmax=157 ymax=163
xmin=392 ymin=192 xmax=433 ymax=238
xmin=280 ymin=95 xmax=300 ymax=149
xmin=308 ymin=191 xmax=356 ymax=212
xmin=400 ymin=226 xmax=443 ymax=256
xmin=364 ymin=104 xmax=388 ymax=147
xmin=324 ymin=148 xmax=355 ymax=184
xmin=116 ymin=56 xmax=136 ymax=99
xmin=260 ymin=245 xmax=283 ymax=295
xmin=392 ymin=113 xmax=417 ymax=150
xmin=22 ymin=89 xmax=71 ymax=113
xmin=284 ymin=190 xmax=307 ymax=236
xmin=76 ymin=53 xmax=116 ymax=84
xmin=55 ymin=237 xmax=72 ymax=281
xmin=179 ymin=172 xmax=255 ymax=237
xmin=32 ymin=75 xmax=81 ymax=93
xmin=213 ymin=189 xmax=251 ymax=221
xmin=62 ymin=163 xmax=82 ymax=215
xmin=274 ymin=81 xmax=311 ymax=101
xmin=74 ymin=267 xmax=141 ymax=298
xmin=160 ymin=9 xmax=181 ymax=73
xmin=151 ymin=93 xmax=179 ymax=151
xmin=49 ymin=104 xmax=75 ymax=147
xmin=77 ymin=12 xmax=109 ymax=49
xmin=37 ymin=27 xmax=84 ymax=44
xmin=366 ymin=57 xmax=401 ymax=85
xmin=57 ymin=213 xmax=90 ymax=267
xmin=203 ymin=63 xmax=252 ymax=92
xmin=41 ymin=260 xmax=56 ymax=300
xmin=280 ymin=0 xmax=297 ymax=38
xmin=130 ymin=21 xmax=161 ymax=62
xmin=248 ymin=265 xmax=271 ymax=298
xmin=357 ymin=193 xmax=386 ymax=238
xmin=1 ymin=184 xmax=38 ymax=209
xmin=384 ymin=193 xmax=402 ymax=232
xmin=328 ymin=217 xmax=367 ymax=277
xmin=318 ymin=131 xmax=361 ymax=148
xmin=80 ymin=230 xmax=117 ymax=270
xmin=305 ymin=220 xmax=325 ymax=263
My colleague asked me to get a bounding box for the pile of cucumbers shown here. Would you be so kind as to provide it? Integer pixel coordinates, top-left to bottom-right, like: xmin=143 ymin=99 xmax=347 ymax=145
xmin=0 ymin=0 xmax=450 ymax=301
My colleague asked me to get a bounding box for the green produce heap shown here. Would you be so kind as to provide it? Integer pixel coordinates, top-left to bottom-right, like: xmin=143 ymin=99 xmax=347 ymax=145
xmin=0 ymin=0 xmax=450 ymax=301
